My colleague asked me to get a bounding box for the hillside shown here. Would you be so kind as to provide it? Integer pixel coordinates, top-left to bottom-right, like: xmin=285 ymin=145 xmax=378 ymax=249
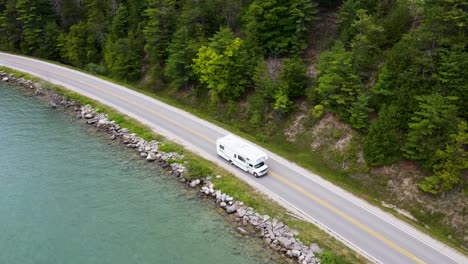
xmin=0 ymin=0 xmax=466 ymax=248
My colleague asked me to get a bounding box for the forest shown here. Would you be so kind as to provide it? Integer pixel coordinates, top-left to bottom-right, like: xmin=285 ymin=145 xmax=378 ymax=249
xmin=0 ymin=0 xmax=466 ymax=197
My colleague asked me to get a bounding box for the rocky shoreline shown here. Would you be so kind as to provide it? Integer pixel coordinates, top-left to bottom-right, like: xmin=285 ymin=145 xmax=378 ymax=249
xmin=1 ymin=71 xmax=323 ymax=264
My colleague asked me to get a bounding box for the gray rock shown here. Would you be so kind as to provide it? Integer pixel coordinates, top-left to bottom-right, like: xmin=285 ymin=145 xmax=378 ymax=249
xmin=304 ymin=252 xmax=315 ymax=263
xmin=140 ymin=152 xmax=148 ymax=157
xmin=84 ymin=113 xmax=94 ymax=119
xmin=189 ymin=179 xmax=200 ymax=188
xmin=219 ymin=202 xmax=227 ymax=207
xmin=172 ymin=170 xmax=180 ymax=177
xmin=290 ymin=249 xmax=301 ymax=257
xmin=146 ymin=152 xmax=156 ymax=161
xmin=272 ymin=218 xmax=278 ymax=228
xmin=87 ymin=119 xmax=99 ymax=124
xmin=161 ymin=162 xmax=169 ymax=168
xmin=278 ymin=237 xmax=295 ymax=249
xmin=226 ymin=205 xmax=237 ymax=214
xmin=237 ymin=207 xmax=245 ymax=217
xmin=264 ymin=238 xmax=272 ymax=244
xmin=215 ymin=175 xmax=222 ymax=179
xmin=236 ymin=227 xmax=249 ymax=235
xmin=2 ymin=77 xmax=9 ymax=82
xmin=270 ymin=243 xmax=281 ymax=251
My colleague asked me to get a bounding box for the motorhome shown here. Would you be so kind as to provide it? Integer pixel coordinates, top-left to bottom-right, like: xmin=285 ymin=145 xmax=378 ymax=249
xmin=216 ymin=134 xmax=268 ymax=177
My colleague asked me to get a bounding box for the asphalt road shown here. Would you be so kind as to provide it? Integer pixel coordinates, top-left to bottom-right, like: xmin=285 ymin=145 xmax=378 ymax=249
xmin=1 ymin=53 xmax=466 ymax=264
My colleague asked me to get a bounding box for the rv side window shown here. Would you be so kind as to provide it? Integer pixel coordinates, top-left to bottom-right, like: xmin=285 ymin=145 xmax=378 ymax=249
xmin=249 ymin=164 xmax=253 ymax=167
xmin=234 ymin=154 xmax=237 ymax=158
xmin=219 ymin=145 xmax=224 ymax=150
xmin=238 ymin=156 xmax=245 ymax=162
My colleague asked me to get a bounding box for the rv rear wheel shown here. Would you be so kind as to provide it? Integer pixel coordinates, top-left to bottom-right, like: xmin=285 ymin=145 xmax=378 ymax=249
xmin=229 ymin=160 xmax=233 ymax=165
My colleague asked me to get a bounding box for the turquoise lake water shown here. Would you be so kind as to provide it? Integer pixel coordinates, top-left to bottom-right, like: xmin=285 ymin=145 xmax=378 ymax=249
xmin=0 ymin=83 xmax=280 ymax=264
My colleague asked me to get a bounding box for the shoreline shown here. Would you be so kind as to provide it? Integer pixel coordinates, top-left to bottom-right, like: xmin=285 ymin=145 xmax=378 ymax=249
xmin=1 ymin=71 xmax=327 ymax=264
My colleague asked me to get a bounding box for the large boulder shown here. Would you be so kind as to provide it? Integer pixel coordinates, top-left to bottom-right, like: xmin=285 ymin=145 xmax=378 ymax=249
xmin=225 ymin=205 xmax=237 ymax=214
xmin=146 ymin=152 xmax=156 ymax=161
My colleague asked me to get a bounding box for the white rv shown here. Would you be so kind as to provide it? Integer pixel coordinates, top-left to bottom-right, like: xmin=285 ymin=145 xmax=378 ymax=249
xmin=216 ymin=134 xmax=269 ymax=177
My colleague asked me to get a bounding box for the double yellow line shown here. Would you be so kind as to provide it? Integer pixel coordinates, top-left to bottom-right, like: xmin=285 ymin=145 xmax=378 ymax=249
xmin=4 ymin=57 xmax=426 ymax=264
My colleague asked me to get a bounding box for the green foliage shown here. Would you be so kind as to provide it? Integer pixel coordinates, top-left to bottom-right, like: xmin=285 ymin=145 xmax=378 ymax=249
xmin=164 ymin=26 xmax=201 ymax=90
xmin=419 ymin=121 xmax=468 ymax=194
xmin=363 ymin=105 xmax=402 ymax=166
xmin=186 ymin=159 xmax=213 ymax=180
xmin=273 ymin=88 xmax=293 ymax=113
xmin=253 ymin=60 xmax=278 ymax=100
xmin=347 ymin=95 xmax=369 ymax=129
xmin=192 ymin=27 xmax=255 ymax=102
xmin=423 ymin=0 xmax=468 ymax=46
xmin=247 ymin=92 xmax=266 ymax=128
xmin=59 ymin=22 xmax=100 ymax=67
xmin=104 ymin=35 xmax=143 ymax=81
xmin=319 ymin=250 xmax=351 ymax=264
xmin=52 ymin=0 xmax=85 ymax=30
xmin=349 ymin=9 xmax=384 ymax=73
xmin=313 ymin=105 xmax=324 ymax=118
xmin=103 ymin=4 xmax=144 ymax=82
xmin=143 ymin=0 xmax=177 ymax=64
xmin=279 ymin=57 xmax=309 ymax=98
xmin=316 ymin=42 xmax=364 ymax=123
xmin=380 ymin=1 xmax=412 ymax=46
xmin=336 ymin=0 xmax=383 ymax=44
xmin=434 ymin=48 xmax=468 ymax=118
xmin=403 ymin=94 xmax=459 ymax=169
xmin=0 ymin=0 xmax=22 ymax=51
xmin=15 ymin=0 xmax=61 ymax=58
xmin=244 ymin=0 xmax=318 ymax=55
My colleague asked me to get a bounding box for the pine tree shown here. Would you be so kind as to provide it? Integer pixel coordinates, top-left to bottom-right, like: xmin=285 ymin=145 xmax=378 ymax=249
xmin=143 ymin=0 xmax=177 ymax=64
xmin=363 ymin=104 xmax=402 ymax=166
xmin=16 ymin=0 xmax=59 ymax=57
xmin=165 ymin=26 xmax=200 ymax=89
xmin=0 ymin=0 xmax=22 ymax=51
xmin=419 ymin=121 xmax=468 ymax=194
xmin=403 ymin=94 xmax=459 ymax=169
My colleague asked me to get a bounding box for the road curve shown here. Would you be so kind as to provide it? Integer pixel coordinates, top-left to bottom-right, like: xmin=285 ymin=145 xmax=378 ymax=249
xmin=1 ymin=53 xmax=466 ymax=264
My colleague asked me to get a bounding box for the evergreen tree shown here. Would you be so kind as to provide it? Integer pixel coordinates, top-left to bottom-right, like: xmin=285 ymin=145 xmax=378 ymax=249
xmin=279 ymin=57 xmax=309 ymax=98
xmin=59 ymin=21 xmax=99 ymax=67
xmin=165 ymin=26 xmax=200 ymax=90
xmin=316 ymin=42 xmax=364 ymax=124
xmin=16 ymin=0 xmax=59 ymax=57
xmin=419 ymin=121 xmax=468 ymax=194
xmin=244 ymin=0 xmax=317 ymax=55
xmin=403 ymin=94 xmax=459 ymax=169
xmin=0 ymin=0 xmax=22 ymax=51
xmin=363 ymin=104 xmax=402 ymax=166
xmin=143 ymin=0 xmax=177 ymax=64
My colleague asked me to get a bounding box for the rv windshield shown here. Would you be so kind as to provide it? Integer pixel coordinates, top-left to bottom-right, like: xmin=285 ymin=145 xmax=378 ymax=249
xmin=254 ymin=162 xmax=265 ymax=169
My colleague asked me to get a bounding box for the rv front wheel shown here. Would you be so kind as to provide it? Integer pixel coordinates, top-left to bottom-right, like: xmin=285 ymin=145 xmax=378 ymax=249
xmin=229 ymin=160 xmax=233 ymax=165
xmin=254 ymin=173 xmax=258 ymax=177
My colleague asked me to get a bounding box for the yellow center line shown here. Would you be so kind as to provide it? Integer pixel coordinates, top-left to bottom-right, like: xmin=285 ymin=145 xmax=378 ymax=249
xmin=270 ymin=171 xmax=425 ymax=264
xmin=6 ymin=58 xmax=425 ymax=264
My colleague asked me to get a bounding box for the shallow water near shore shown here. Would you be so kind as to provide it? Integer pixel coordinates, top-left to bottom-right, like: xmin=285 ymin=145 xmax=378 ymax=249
xmin=0 ymin=83 xmax=281 ymax=264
